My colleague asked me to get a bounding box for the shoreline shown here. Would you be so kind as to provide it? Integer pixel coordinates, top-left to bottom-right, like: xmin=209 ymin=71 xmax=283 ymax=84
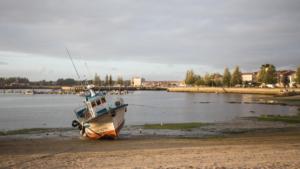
xmin=1 ymin=118 xmax=300 ymax=168
xmin=1 ymin=124 xmax=300 ymax=168
xmin=167 ymin=87 xmax=300 ymax=95
xmin=1 ymin=117 xmax=300 ymax=140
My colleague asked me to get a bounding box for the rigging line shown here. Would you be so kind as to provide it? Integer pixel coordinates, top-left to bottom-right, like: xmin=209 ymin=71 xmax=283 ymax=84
xmin=65 ymin=47 xmax=81 ymax=80
xmin=84 ymin=60 xmax=92 ymax=80
xmin=79 ymin=55 xmax=92 ymax=80
xmin=128 ymin=104 xmax=169 ymax=114
xmin=128 ymin=103 xmax=162 ymax=109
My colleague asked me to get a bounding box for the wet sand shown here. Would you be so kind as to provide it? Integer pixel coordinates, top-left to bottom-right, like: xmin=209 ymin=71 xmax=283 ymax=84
xmin=1 ymin=120 xmax=300 ymax=169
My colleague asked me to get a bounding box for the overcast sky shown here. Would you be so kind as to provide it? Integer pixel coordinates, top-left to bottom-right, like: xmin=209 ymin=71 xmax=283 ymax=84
xmin=0 ymin=0 xmax=299 ymax=81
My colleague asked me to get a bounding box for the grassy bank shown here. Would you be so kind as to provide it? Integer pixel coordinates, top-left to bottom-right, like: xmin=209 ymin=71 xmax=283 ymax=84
xmin=0 ymin=128 xmax=73 ymax=136
xmin=272 ymin=95 xmax=300 ymax=106
xmin=144 ymin=122 xmax=207 ymax=130
xmin=257 ymin=114 xmax=300 ymax=124
xmin=167 ymin=87 xmax=300 ymax=95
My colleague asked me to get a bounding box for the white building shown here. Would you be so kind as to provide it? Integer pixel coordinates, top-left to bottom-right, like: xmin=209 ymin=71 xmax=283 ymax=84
xmin=242 ymin=73 xmax=256 ymax=83
xmin=288 ymin=73 xmax=297 ymax=87
xmin=276 ymin=70 xmax=296 ymax=87
xmin=131 ymin=77 xmax=145 ymax=87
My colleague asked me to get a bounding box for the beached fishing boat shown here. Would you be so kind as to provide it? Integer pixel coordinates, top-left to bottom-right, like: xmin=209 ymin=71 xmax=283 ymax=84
xmin=72 ymin=85 xmax=128 ymax=139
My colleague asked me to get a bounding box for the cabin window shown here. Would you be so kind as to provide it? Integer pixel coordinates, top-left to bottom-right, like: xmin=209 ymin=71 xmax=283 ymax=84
xmin=96 ymin=99 xmax=101 ymax=105
xmin=101 ymin=97 xmax=106 ymax=104
xmin=91 ymin=101 xmax=96 ymax=107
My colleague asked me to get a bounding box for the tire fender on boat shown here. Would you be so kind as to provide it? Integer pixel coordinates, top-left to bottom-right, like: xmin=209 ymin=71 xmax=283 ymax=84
xmin=82 ymin=126 xmax=85 ymax=134
xmin=111 ymin=110 xmax=116 ymax=117
xmin=72 ymin=120 xmax=79 ymax=127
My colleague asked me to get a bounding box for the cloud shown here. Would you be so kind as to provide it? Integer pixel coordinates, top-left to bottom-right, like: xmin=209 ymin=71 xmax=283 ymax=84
xmin=0 ymin=61 xmax=8 ymax=65
xmin=0 ymin=0 xmax=299 ymax=80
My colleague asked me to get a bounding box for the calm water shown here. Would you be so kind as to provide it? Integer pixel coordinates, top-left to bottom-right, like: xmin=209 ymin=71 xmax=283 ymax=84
xmin=0 ymin=91 xmax=298 ymax=130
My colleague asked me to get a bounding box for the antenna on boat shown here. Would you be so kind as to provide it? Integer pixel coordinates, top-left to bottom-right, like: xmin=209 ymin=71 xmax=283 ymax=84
xmin=65 ymin=48 xmax=81 ymax=81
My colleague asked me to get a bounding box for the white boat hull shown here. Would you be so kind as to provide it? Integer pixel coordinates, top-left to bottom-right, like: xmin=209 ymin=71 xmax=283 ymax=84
xmin=82 ymin=106 xmax=126 ymax=139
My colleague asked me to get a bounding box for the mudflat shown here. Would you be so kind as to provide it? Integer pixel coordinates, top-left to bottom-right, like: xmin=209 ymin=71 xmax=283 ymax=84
xmin=1 ymin=129 xmax=300 ymax=169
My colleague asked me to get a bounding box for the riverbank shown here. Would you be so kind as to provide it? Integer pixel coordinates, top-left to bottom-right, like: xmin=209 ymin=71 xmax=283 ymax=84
xmin=1 ymin=118 xmax=300 ymax=168
xmin=1 ymin=117 xmax=300 ymax=139
xmin=167 ymin=87 xmax=300 ymax=95
xmin=1 ymin=127 xmax=300 ymax=168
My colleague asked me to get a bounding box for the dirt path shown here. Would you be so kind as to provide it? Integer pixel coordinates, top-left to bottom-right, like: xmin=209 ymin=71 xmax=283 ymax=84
xmin=1 ymin=130 xmax=300 ymax=169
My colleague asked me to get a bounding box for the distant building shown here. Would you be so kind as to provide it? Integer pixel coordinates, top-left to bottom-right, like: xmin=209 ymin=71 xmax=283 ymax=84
xmin=276 ymin=70 xmax=296 ymax=87
xmin=9 ymin=82 xmax=30 ymax=87
xmin=131 ymin=77 xmax=145 ymax=87
xmin=289 ymin=72 xmax=297 ymax=87
xmin=142 ymin=81 xmax=157 ymax=87
xmin=178 ymin=81 xmax=186 ymax=87
xmin=142 ymin=81 xmax=181 ymax=88
xmin=61 ymin=86 xmax=84 ymax=92
xmin=242 ymin=72 xmax=257 ymax=84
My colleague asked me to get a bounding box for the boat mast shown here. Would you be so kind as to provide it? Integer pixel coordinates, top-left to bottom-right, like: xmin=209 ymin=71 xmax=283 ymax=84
xmin=65 ymin=48 xmax=81 ymax=81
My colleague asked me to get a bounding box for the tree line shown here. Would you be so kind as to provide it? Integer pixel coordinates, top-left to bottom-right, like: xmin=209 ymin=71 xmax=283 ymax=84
xmin=0 ymin=75 xmax=131 ymax=87
xmin=185 ymin=64 xmax=300 ymax=87
xmin=185 ymin=66 xmax=242 ymax=87
xmin=93 ymin=74 xmax=130 ymax=87
xmin=0 ymin=77 xmax=30 ymax=86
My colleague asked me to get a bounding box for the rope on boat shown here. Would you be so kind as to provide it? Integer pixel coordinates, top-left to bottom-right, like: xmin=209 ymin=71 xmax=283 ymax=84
xmin=128 ymin=103 xmax=158 ymax=108
xmin=127 ymin=103 xmax=169 ymax=115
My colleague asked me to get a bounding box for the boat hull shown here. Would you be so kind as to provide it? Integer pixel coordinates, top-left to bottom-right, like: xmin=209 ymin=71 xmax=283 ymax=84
xmin=82 ymin=105 xmax=126 ymax=139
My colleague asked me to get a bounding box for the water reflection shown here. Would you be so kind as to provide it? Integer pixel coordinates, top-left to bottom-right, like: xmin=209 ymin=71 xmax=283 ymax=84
xmin=0 ymin=91 xmax=298 ymax=130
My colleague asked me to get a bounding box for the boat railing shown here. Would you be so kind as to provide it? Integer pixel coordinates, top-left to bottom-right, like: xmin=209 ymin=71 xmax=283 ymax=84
xmin=85 ymin=92 xmax=105 ymax=101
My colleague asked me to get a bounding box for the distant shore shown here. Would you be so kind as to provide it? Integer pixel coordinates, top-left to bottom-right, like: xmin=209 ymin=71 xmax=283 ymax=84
xmin=0 ymin=86 xmax=166 ymax=95
xmin=168 ymin=87 xmax=300 ymax=95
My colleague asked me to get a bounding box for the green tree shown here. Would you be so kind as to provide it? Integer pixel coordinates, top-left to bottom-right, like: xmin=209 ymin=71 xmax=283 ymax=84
xmin=116 ymin=76 xmax=124 ymax=86
xmin=56 ymin=78 xmax=76 ymax=86
xmin=280 ymin=75 xmax=290 ymax=88
xmin=296 ymin=66 xmax=300 ymax=84
xmin=203 ymin=73 xmax=212 ymax=86
xmin=231 ymin=66 xmax=242 ymax=86
xmin=108 ymin=75 xmax=113 ymax=86
xmin=4 ymin=77 xmax=28 ymax=85
xmin=93 ymin=73 xmax=101 ymax=86
xmin=64 ymin=78 xmax=76 ymax=86
xmin=184 ymin=70 xmax=196 ymax=86
xmin=123 ymin=80 xmax=131 ymax=87
xmin=211 ymin=73 xmax=223 ymax=87
xmin=105 ymin=75 xmax=109 ymax=86
xmin=0 ymin=77 xmax=5 ymax=87
xmin=195 ymin=75 xmax=204 ymax=86
xmin=257 ymin=64 xmax=277 ymax=84
xmin=223 ymin=68 xmax=231 ymax=87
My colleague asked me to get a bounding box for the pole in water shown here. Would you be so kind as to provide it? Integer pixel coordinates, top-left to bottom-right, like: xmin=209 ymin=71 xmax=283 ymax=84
xmin=65 ymin=48 xmax=81 ymax=80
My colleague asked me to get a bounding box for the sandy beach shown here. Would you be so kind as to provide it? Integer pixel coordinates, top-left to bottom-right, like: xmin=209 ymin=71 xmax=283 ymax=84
xmin=1 ymin=118 xmax=300 ymax=169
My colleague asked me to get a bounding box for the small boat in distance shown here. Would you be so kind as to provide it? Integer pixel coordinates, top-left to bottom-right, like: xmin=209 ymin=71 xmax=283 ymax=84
xmin=72 ymin=85 xmax=128 ymax=139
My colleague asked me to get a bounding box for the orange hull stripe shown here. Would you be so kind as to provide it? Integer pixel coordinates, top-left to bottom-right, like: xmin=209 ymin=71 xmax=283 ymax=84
xmin=86 ymin=129 xmax=117 ymax=140
xmin=85 ymin=120 xmax=125 ymax=140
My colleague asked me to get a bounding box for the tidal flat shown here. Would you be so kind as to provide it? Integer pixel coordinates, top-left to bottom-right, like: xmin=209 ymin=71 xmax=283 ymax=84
xmin=1 ymin=120 xmax=300 ymax=169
